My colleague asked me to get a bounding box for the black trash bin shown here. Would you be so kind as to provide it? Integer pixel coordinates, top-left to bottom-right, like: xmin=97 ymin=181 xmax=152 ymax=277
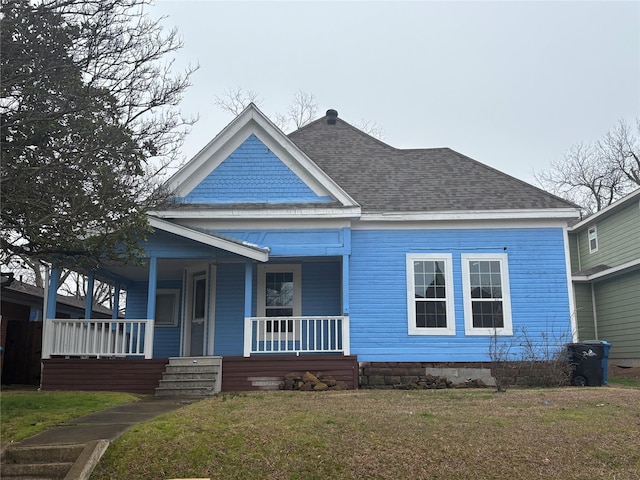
xmin=567 ymin=341 xmax=609 ymax=386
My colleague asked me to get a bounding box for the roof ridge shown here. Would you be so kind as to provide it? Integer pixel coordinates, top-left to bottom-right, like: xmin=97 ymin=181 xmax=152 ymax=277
xmin=289 ymin=113 xmax=397 ymax=151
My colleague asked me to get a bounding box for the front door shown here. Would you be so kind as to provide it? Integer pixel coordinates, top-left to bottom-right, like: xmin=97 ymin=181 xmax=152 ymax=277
xmin=189 ymin=273 xmax=207 ymax=356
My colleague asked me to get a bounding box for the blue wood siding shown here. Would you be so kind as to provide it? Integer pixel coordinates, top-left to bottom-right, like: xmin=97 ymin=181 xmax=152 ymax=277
xmin=349 ymin=228 xmax=572 ymax=362
xmin=213 ymin=260 xmax=342 ymax=356
xmin=216 ymin=229 xmax=349 ymax=257
xmin=142 ymin=231 xmax=239 ymax=260
xmin=213 ymin=263 xmax=246 ymax=356
xmin=302 ymin=261 xmax=342 ymax=316
xmin=126 ymin=280 xmax=182 ymax=359
xmin=177 ymin=135 xmax=331 ymax=203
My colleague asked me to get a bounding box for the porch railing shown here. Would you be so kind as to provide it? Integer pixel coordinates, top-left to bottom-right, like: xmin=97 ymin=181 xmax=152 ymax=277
xmin=42 ymin=319 xmax=154 ymax=359
xmin=243 ymin=316 xmax=350 ymax=357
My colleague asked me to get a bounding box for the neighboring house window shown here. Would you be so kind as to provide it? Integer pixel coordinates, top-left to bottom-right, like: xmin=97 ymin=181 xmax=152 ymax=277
xmin=406 ymin=254 xmax=455 ymax=335
xmin=155 ymin=289 xmax=179 ymax=326
xmin=588 ymin=226 xmax=598 ymax=253
xmin=462 ymin=254 xmax=512 ymax=336
xmin=257 ymin=264 xmax=301 ymax=334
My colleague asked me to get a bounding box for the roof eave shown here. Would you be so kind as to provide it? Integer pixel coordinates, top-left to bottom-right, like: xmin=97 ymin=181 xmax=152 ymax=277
xmin=568 ymin=188 xmax=640 ymax=232
xmin=148 ymin=216 xmax=269 ymax=262
xmin=148 ymin=206 xmax=362 ymax=220
xmin=359 ymin=208 xmax=580 ymax=222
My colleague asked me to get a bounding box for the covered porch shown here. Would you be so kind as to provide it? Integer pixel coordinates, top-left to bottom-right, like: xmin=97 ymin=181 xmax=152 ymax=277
xmin=40 ymin=218 xmax=355 ymax=392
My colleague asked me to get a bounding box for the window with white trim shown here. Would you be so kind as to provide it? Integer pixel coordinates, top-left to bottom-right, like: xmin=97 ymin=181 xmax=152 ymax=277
xmin=588 ymin=226 xmax=598 ymax=253
xmin=462 ymin=254 xmax=512 ymax=335
xmin=406 ymin=254 xmax=455 ymax=335
xmin=155 ymin=289 xmax=179 ymax=326
xmin=257 ymin=264 xmax=301 ymax=335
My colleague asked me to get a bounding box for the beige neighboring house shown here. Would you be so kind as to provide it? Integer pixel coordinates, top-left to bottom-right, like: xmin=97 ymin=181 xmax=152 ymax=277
xmin=568 ymin=188 xmax=640 ymax=367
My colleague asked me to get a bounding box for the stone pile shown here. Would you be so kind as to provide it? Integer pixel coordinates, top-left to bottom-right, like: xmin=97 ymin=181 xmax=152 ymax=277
xmin=394 ymin=373 xmax=487 ymax=390
xmin=280 ymin=371 xmax=348 ymax=391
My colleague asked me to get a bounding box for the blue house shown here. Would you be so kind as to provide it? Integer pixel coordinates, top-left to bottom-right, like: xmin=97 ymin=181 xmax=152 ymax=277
xmin=40 ymin=105 xmax=580 ymax=393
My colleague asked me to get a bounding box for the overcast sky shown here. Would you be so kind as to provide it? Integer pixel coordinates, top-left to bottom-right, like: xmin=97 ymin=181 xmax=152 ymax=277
xmin=149 ymin=1 xmax=640 ymax=186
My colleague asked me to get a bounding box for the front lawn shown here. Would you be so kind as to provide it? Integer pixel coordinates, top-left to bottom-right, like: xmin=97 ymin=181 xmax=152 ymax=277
xmin=92 ymin=387 xmax=640 ymax=480
xmin=1 ymin=389 xmax=139 ymax=443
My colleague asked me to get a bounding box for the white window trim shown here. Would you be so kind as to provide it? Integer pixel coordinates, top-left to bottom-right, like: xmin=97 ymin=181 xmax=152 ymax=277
xmin=155 ymin=289 xmax=180 ymax=327
xmin=461 ymin=253 xmax=513 ymax=336
xmin=406 ymin=253 xmax=455 ymax=336
xmin=588 ymin=226 xmax=598 ymax=253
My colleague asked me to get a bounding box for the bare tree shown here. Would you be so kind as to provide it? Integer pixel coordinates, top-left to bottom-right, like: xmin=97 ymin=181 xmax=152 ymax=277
xmin=355 ymin=119 xmax=386 ymax=140
xmin=213 ymin=87 xmax=386 ymax=139
xmin=287 ymin=91 xmax=318 ymax=129
xmin=213 ymin=87 xmax=262 ymax=116
xmin=535 ymin=119 xmax=640 ymax=214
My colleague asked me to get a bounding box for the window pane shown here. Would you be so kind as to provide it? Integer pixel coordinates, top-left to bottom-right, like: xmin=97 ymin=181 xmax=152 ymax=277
xmin=416 ymin=300 xmax=447 ymax=328
xmin=265 ymin=308 xmax=293 ymax=317
xmin=469 ymin=261 xmax=502 ymax=300
xmin=415 ymin=261 xmax=445 ymax=299
xmin=265 ymin=272 xmax=294 ymax=308
xmin=155 ymin=294 xmax=176 ymax=325
xmin=194 ymin=278 xmax=206 ymax=318
xmin=472 ymin=301 xmax=504 ymax=328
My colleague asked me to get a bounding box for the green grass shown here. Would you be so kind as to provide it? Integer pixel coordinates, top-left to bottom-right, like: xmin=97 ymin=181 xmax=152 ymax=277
xmin=91 ymin=387 xmax=640 ymax=480
xmin=0 ymin=389 xmax=139 ymax=442
xmin=608 ymin=376 xmax=640 ymax=388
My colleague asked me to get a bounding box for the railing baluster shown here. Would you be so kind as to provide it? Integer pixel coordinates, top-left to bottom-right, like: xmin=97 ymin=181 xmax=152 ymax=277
xmin=246 ymin=316 xmax=347 ymax=356
xmin=47 ymin=319 xmax=153 ymax=358
xmin=126 ymin=322 xmax=134 ymax=355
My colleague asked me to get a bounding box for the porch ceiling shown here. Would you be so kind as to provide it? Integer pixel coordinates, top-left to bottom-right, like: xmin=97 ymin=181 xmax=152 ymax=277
xmin=101 ymin=258 xmax=215 ymax=283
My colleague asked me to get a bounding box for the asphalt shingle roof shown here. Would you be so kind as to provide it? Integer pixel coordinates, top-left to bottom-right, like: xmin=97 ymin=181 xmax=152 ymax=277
xmin=289 ymin=113 xmax=576 ymax=213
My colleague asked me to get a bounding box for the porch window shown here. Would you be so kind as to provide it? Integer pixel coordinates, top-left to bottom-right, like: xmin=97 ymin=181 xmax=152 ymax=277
xmin=406 ymin=254 xmax=455 ymax=335
xmin=257 ymin=264 xmax=301 ymax=334
xmin=462 ymin=254 xmax=512 ymax=335
xmin=155 ymin=289 xmax=179 ymax=326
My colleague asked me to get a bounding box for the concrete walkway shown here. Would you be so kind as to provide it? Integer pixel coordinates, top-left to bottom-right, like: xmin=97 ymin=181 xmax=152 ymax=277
xmin=19 ymin=396 xmax=199 ymax=446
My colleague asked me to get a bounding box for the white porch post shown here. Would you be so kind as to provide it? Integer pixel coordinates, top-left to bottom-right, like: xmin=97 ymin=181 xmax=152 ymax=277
xmin=243 ymin=261 xmax=253 ymax=357
xmin=145 ymin=257 xmax=157 ymax=359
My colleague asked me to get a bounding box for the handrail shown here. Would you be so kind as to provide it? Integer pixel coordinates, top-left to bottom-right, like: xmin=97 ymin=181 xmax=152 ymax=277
xmin=243 ymin=316 xmax=349 ymax=357
xmin=42 ymin=318 xmax=154 ymax=359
